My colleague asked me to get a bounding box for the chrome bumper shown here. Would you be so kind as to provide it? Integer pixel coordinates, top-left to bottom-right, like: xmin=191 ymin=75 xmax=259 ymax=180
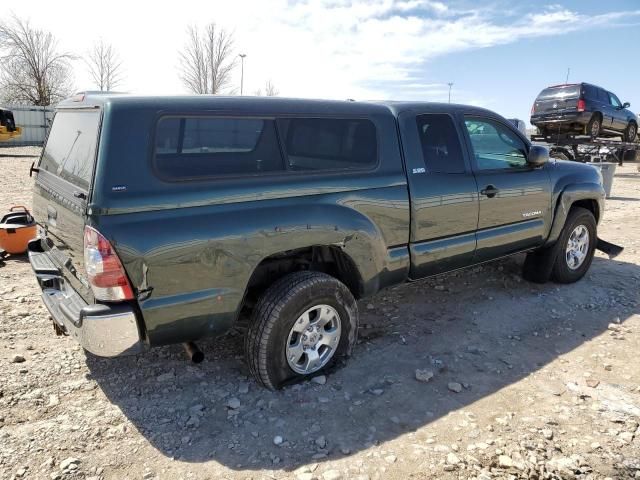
xmin=28 ymin=241 xmax=145 ymax=357
xmin=41 ymin=289 xmax=144 ymax=357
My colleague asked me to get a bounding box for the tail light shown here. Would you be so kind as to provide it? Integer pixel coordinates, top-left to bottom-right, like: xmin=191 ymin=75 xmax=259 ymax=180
xmin=577 ymin=99 xmax=586 ymax=112
xmin=84 ymin=226 xmax=134 ymax=301
xmin=531 ymin=103 xmax=536 ymax=115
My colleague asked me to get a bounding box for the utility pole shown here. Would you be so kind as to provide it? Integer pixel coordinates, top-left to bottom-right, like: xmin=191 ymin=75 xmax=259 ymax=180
xmin=447 ymin=82 xmax=454 ymax=103
xmin=239 ymin=53 xmax=247 ymax=95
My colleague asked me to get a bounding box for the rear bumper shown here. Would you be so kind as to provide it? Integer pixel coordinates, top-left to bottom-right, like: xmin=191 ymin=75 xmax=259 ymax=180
xmin=28 ymin=239 xmax=146 ymax=357
xmin=531 ymin=112 xmax=591 ymax=129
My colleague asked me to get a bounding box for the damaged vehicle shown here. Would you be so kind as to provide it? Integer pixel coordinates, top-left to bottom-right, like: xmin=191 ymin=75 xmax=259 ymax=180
xmin=28 ymin=93 xmax=617 ymax=389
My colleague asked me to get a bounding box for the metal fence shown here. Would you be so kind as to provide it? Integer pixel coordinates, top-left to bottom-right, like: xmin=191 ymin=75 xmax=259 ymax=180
xmin=0 ymin=105 xmax=55 ymax=147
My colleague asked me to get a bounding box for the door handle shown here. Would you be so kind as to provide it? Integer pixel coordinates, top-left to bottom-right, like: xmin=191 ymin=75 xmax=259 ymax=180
xmin=480 ymin=185 xmax=499 ymax=198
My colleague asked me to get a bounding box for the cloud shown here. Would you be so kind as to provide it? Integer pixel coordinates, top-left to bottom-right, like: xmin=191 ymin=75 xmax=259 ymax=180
xmin=7 ymin=0 xmax=640 ymax=106
xmin=237 ymin=1 xmax=640 ymax=102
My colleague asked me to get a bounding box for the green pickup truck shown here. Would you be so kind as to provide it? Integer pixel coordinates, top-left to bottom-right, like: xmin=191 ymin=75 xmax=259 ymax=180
xmin=28 ymin=93 xmax=609 ymax=389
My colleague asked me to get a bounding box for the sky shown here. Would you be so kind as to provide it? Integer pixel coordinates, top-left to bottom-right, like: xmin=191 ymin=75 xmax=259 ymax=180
xmin=4 ymin=0 xmax=640 ymax=125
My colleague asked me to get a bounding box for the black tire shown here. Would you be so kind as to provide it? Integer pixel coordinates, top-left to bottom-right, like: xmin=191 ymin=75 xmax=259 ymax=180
xmin=624 ymin=122 xmax=637 ymax=143
xmin=551 ymin=207 xmax=597 ymax=284
xmin=245 ymin=271 xmax=358 ymax=390
xmin=586 ymin=114 xmax=602 ymax=139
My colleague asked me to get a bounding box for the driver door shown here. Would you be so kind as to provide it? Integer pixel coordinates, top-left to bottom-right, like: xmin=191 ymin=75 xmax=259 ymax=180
xmin=462 ymin=116 xmax=552 ymax=262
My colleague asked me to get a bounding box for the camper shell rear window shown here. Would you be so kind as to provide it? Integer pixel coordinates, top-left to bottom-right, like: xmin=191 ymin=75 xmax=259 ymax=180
xmin=39 ymin=110 xmax=101 ymax=190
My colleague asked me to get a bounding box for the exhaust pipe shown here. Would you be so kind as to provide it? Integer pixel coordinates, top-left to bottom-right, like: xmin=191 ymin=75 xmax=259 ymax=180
xmin=183 ymin=342 xmax=204 ymax=364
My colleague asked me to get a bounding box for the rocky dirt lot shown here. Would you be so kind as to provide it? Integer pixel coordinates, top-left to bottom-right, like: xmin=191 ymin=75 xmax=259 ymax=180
xmin=0 ymin=146 xmax=639 ymax=480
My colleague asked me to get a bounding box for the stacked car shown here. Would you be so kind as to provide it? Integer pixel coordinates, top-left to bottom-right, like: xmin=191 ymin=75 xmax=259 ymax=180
xmin=530 ymin=83 xmax=637 ymax=142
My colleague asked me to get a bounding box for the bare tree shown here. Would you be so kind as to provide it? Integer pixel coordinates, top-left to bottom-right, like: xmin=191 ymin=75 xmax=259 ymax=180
xmin=0 ymin=15 xmax=74 ymax=105
xmin=253 ymin=80 xmax=279 ymax=97
xmin=264 ymin=79 xmax=279 ymax=97
xmin=85 ymin=39 xmax=123 ymax=91
xmin=178 ymin=23 xmax=236 ymax=94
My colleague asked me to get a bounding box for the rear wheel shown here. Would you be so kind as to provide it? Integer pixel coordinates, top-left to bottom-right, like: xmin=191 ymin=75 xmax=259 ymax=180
xmin=624 ymin=122 xmax=637 ymax=142
xmin=586 ymin=114 xmax=602 ymax=138
xmin=245 ymin=271 xmax=358 ymax=390
xmin=551 ymin=207 xmax=597 ymax=283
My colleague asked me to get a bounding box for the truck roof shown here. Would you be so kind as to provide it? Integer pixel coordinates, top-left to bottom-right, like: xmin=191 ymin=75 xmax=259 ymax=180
xmin=57 ymin=93 xmax=500 ymax=119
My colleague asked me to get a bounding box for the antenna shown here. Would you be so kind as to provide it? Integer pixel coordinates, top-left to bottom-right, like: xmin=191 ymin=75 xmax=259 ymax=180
xmin=565 ymin=67 xmax=570 ymax=84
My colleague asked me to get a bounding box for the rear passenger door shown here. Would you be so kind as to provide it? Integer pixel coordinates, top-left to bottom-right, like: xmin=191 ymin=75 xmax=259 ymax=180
xmin=398 ymin=111 xmax=479 ymax=279
xmin=462 ymin=116 xmax=552 ymax=262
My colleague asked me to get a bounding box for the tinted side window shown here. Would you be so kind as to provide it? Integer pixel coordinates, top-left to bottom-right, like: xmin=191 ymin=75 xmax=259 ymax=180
xmin=39 ymin=111 xmax=101 ymax=190
xmin=598 ymin=88 xmax=609 ymax=103
xmin=279 ymin=118 xmax=377 ymax=171
xmin=416 ymin=114 xmax=465 ymax=174
xmin=464 ymin=117 xmax=527 ymax=170
xmin=583 ymin=85 xmax=598 ymax=101
xmin=154 ymin=117 xmax=284 ymax=179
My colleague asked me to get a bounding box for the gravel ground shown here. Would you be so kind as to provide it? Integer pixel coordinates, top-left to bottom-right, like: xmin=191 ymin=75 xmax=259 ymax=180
xmin=1 ymin=146 xmax=639 ymax=480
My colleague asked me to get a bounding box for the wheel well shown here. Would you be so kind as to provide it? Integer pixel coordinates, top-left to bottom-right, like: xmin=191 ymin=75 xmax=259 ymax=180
xmin=241 ymin=246 xmax=364 ymax=315
xmin=571 ymin=199 xmax=599 ymax=223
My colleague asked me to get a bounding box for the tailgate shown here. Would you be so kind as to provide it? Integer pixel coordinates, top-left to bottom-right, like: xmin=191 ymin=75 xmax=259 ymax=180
xmin=534 ymin=98 xmax=578 ymax=114
xmin=533 ymin=85 xmax=581 ymax=114
xmin=32 ymin=109 xmax=102 ymax=304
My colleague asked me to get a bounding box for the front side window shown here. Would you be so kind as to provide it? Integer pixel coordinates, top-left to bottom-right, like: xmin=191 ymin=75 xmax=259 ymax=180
xmin=464 ymin=117 xmax=527 ymax=170
xmin=39 ymin=110 xmax=101 ymax=190
xmin=154 ymin=117 xmax=284 ymax=179
xmin=278 ymin=118 xmax=377 ymax=171
xmin=416 ymin=114 xmax=465 ymax=174
xmin=608 ymin=93 xmax=622 ymax=108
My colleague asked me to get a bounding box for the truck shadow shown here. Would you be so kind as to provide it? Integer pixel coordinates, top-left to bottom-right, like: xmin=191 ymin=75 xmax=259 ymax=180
xmin=85 ymin=254 xmax=639 ymax=472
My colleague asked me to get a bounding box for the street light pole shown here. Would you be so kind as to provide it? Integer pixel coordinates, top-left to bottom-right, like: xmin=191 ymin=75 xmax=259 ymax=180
xmin=447 ymin=82 xmax=454 ymax=103
xmin=239 ymin=53 xmax=247 ymax=95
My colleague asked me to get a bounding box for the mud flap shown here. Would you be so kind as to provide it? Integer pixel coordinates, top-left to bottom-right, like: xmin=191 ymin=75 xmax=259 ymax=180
xmin=596 ymin=238 xmax=624 ymax=259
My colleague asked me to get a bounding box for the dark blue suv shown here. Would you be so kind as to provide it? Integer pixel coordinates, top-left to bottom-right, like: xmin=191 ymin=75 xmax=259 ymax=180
xmin=531 ymin=83 xmax=637 ymax=142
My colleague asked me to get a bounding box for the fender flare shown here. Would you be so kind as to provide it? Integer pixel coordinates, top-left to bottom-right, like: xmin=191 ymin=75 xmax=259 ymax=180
xmin=544 ymin=183 xmax=605 ymax=246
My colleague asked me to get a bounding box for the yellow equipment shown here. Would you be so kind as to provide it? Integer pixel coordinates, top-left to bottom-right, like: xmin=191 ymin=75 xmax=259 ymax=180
xmin=0 ymin=108 xmax=21 ymax=142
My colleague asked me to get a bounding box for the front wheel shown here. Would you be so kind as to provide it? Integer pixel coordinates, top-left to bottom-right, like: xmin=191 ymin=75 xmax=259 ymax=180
xmin=245 ymin=271 xmax=358 ymax=390
xmin=551 ymin=207 xmax=597 ymax=283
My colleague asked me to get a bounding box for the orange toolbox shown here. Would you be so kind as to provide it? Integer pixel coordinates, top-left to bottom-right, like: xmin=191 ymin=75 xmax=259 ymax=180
xmin=0 ymin=206 xmax=37 ymax=255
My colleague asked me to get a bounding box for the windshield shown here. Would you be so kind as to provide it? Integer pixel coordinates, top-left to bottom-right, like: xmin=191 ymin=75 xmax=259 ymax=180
xmin=536 ymin=85 xmax=581 ymax=101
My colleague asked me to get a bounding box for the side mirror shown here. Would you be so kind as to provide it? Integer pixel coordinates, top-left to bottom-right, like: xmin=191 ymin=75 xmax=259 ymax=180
xmin=623 ymin=102 xmax=631 ymax=109
xmin=527 ymin=145 xmax=549 ymax=166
